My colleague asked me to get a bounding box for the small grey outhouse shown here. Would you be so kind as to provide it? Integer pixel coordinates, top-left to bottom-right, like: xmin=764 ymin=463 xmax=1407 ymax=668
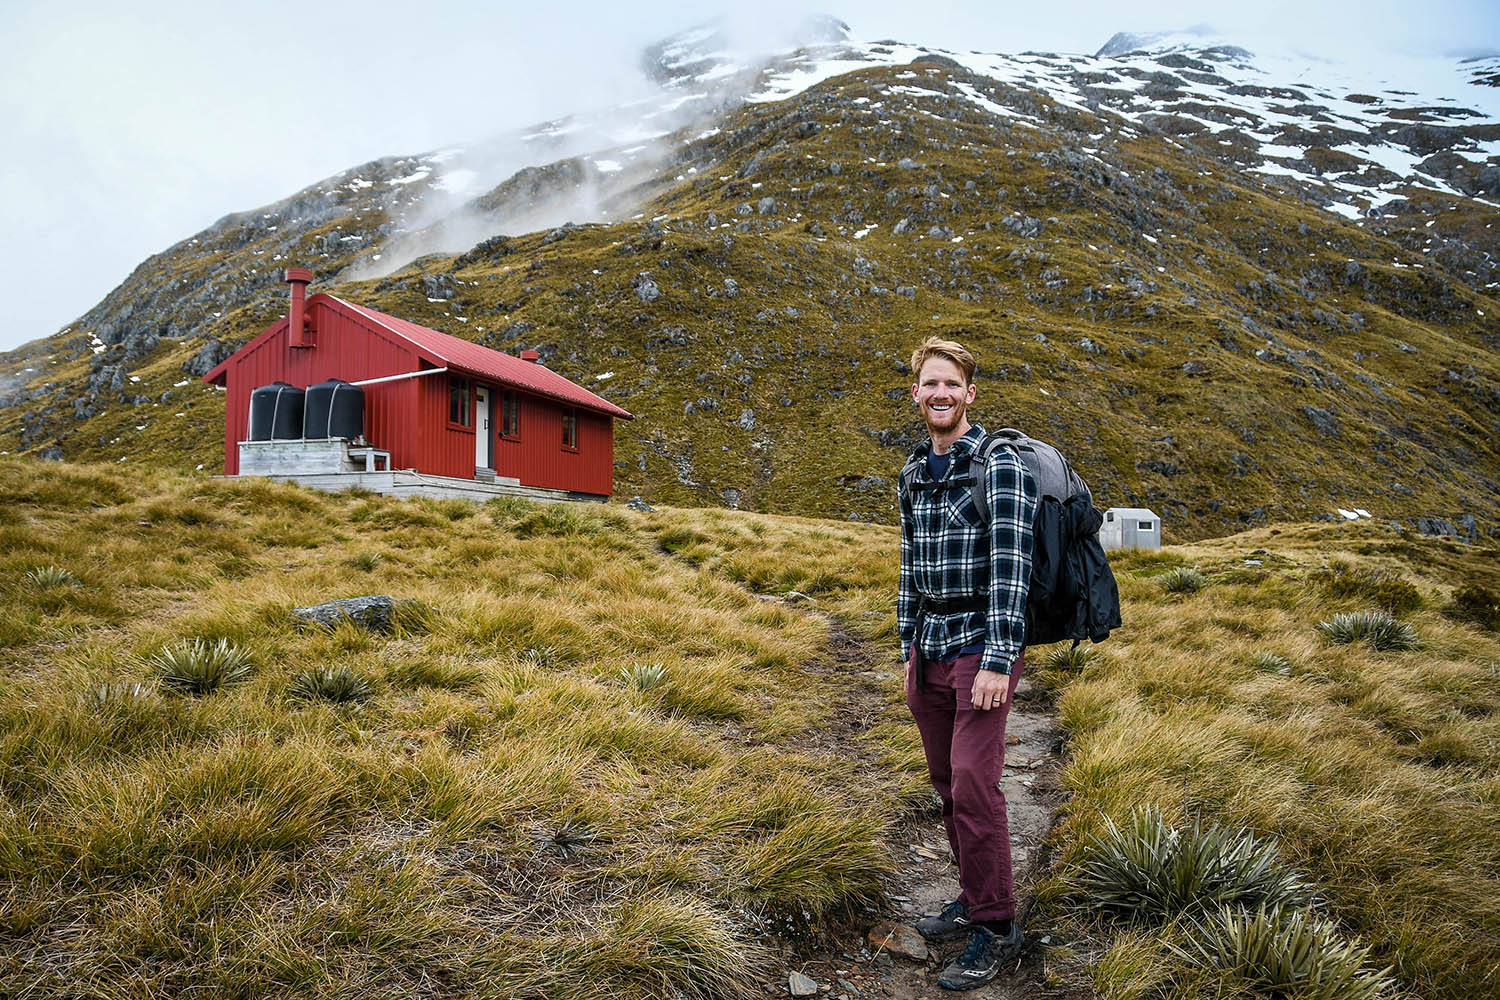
xmin=1101 ymin=507 xmax=1162 ymax=551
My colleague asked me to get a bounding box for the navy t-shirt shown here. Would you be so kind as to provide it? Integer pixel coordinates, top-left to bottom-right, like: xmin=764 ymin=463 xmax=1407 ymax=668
xmin=926 ymin=449 xmax=950 ymax=482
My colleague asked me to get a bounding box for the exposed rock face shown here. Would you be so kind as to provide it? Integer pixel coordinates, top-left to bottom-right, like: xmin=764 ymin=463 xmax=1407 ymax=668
xmin=1415 ymin=516 xmax=1480 ymax=543
xmin=182 ymin=340 xmax=235 ymax=377
xmin=632 ymin=272 xmax=660 ymax=303
xmin=1303 ymin=407 xmax=1341 ymax=437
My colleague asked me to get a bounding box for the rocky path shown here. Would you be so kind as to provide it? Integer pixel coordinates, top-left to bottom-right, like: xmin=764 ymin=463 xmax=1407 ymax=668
xmin=760 ymin=614 xmax=1069 ymax=1000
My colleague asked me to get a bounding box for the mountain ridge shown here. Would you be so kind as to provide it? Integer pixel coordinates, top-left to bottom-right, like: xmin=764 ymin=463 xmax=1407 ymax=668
xmin=3 ymin=25 xmax=1497 ymax=540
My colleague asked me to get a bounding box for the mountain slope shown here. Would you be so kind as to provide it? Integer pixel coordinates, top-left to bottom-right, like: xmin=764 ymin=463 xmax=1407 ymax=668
xmin=2 ymin=25 xmax=1497 ymax=540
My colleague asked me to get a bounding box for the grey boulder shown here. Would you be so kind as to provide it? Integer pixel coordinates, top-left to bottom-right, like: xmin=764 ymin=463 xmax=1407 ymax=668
xmin=291 ymin=595 xmax=417 ymax=633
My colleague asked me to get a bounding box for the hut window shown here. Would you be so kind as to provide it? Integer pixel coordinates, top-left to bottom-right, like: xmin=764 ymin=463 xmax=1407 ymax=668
xmin=562 ymin=407 xmax=577 ymax=449
xmin=1139 ymin=521 xmax=1153 ymax=531
xmin=448 ymin=378 xmax=471 ymax=427
xmin=501 ymin=392 xmax=520 ymax=437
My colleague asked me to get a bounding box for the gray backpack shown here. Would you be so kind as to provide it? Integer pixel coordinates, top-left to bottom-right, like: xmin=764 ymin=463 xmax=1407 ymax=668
xmin=900 ymin=428 xmax=1090 ymax=525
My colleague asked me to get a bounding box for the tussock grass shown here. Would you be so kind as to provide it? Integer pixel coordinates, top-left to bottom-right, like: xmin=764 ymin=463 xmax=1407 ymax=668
xmin=385 ymin=655 xmax=484 ymax=691
xmin=1073 ymin=807 xmax=1313 ymax=922
xmin=540 ymin=895 xmax=762 ymax=1000
xmin=289 ymin=665 xmax=375 ymax=704
xmin=1059 ymin=523 xmax=1500 ymax=999
xmin=1172 ymin=905 xmax=1394 ymax=1000
xmin=1 ymin=462 xmax=907 ymax=996
xmin=150 ymin=638 xmax=254 ymax=695
xmin=1317 ymin=610 xmax=1420 ymax=651
xmin=1160 ymin=567 xmax=1207 ymax=594
xmin=727 ymin=798 xmax=888 ymax=913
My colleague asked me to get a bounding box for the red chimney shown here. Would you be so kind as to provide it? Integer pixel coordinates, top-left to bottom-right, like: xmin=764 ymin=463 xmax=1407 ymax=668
xmin=286 ymin=268 xmax=313 ymax=348
xmin=520 ymin=349 xmax=540 ymax=363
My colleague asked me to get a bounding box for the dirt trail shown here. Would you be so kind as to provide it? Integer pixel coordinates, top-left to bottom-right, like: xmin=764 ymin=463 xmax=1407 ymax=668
xmin=762 ymin=614 xmax=1068 ymax=1000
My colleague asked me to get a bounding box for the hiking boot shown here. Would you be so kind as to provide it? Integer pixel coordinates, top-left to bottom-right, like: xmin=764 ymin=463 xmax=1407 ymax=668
xmin=914 ymin=899 xmax=971 ymax=942
xmin=937 ymin=924 xmax=1024 ymax=991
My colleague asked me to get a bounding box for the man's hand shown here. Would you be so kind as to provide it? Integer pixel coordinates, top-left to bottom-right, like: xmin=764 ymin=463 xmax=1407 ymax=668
xmin=972 ymin=668 xmax=1010 ymax=710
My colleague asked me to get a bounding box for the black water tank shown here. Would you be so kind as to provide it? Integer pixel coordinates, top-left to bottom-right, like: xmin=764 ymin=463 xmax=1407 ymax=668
xmin=248 ymin=382 xmax=304 ymax=441
xmin=303 ymin=378 xmax=364 ymax=440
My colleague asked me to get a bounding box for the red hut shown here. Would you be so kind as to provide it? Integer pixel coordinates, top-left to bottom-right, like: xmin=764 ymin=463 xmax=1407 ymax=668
xmin=203 ymin=269 xmax=632 ymax=499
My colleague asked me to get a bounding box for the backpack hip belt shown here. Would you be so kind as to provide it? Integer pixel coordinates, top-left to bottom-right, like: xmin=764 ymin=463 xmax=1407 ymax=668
xmin=918 ymin=595 xmax=987 ymax=615
xmin=911 ymin=595 xmax=989 ymax=684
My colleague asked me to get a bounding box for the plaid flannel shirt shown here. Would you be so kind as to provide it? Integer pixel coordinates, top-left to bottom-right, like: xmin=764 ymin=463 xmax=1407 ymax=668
xmin=898 ymin=424 xmax=1037 ymax=674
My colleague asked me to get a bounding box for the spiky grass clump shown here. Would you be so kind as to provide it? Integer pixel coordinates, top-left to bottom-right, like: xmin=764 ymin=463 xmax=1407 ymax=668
xmin=1317 ymin=611 xmax=1419 ymax=651
xmin=522 ymin=645 xmax=563 ymax=667
xmin=1074 ymin=807 xmax=1313 ymax=922
xmin=1172 ymin=904 xmax=1394 ymax=1000
xmin=347 ymin=550 xmax=383 ymax=571
xmin=84 ymin=680 xmax=156 ymax=707
xmin=1248 ymin=651 xmax=1292 ymax=675
xmin=1042 ymin=644 xmax=1098 ymax=672
xmin=289 ymin=666 xmax=375 ymax=705
xmin=621 ymin=661 xmax=667 ymax=690
xmin=150 ymin=638 xmax=254 ymax=695
xmin=533 ymin=820 xmax=598 ymax=859
xmin=1161 ymin=568 xmax=1206 ymax=594
xmin=26 ymin=565 xmax=78 ymax=588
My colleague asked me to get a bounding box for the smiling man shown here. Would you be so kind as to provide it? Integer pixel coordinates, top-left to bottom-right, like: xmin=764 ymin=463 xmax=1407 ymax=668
xmin=896 ymin=336 xmax=1037 ymax=990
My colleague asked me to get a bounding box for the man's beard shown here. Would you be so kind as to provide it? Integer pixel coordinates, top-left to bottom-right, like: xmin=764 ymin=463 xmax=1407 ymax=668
xmin=923 ymin=401 xmax=966 ymax=434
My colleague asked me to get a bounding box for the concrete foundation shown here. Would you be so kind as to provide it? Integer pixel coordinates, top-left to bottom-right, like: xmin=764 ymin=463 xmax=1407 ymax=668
xmin=226 ymin=469 xmax=605 ymax=504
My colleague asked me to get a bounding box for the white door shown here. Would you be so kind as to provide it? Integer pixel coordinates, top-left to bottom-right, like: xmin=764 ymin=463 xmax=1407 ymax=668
xmin=474 ymin=387 xmax=491 ymax=470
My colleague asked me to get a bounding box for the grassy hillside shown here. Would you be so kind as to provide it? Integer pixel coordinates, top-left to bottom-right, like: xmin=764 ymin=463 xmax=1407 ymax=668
xmin=3 ymin=459 xmax=1498 ymax=998
xmin=3 ymin=59 xmax=1497 ymax=540
xmin=1040 ymin=525 xmax=1500 ymax=998
xmin=0 ymin=457 xmax=913 ymax=997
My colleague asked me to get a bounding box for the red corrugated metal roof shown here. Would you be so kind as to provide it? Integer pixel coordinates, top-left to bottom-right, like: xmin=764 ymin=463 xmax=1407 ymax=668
xmin=330 ymin=296 xmax=632 ymax=420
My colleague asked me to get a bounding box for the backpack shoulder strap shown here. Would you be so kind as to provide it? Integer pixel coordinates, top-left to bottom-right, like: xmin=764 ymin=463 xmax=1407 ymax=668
xmin=898 ymin=443 xmax=928 ymax=502
xmin=969 ymin=431 xmax=1013 ymax=527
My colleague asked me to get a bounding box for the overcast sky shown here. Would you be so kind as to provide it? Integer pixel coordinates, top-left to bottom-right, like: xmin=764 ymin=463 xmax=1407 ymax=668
xmin=1 ymin=0 xmax=1495 ymax=353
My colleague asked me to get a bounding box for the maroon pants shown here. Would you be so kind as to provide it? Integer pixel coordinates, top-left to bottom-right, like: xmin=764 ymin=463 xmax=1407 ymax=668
xmin=906 ymin=648 xmax=1024 ymax=922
